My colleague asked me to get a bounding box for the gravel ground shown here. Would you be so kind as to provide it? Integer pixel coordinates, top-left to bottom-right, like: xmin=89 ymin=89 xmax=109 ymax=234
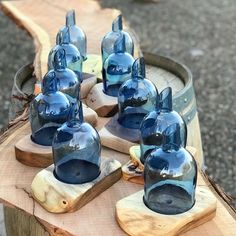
xmin=0 ymin=0 xmax=235 ymax=233
xmin=99 ymin=0 xmax=236 ymax=206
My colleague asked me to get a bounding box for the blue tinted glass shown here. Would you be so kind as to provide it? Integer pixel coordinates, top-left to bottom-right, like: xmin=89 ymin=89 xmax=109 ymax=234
xmin=118 ymin=57 xmax=158 ymax=129
xmin=48 ymin=26 xmax=83 ymax=80
xmin=52 ymin=103 xmax=101 ymax=184
xmin=143 ymin=123 xmax=197 ymax=215
xmin=102 ymin=34 xmax=134 ymax=97
xmin=30 ymin=71 xmax=72 ymax=146
xmin=101 ymin=14 xmax=134 ymax=64
xmin=51 ymin=48 xmax=80 ymax=100
xmin=140 ymin=87 xmax=187 ymax=164
xmin=57 ymin=10 xmax=87 ymax=61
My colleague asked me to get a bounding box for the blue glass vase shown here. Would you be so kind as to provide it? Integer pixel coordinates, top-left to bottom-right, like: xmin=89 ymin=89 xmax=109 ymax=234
xmin=30 ymin=71 xmax=72 ymax=146
xmin=51 ymin=48 xmax=80 ymax=101
xmin=143 ymin=123 xmax=197 ymax=215
xmin=48 ymin=26 xmax=83 ymax=80
xmin=102 ymin=34 xmax=134 ymax=97
xmin=101 ymin=14 xmax=134 ymax=64
xmin=118 ymin=57 xmax=158 ymax=129
xmin=52 ymin=103 xmax=101 ymax=184
xmin=140 ymin=87 xmax=186 ymax=164
xmin=58 ymin=10 xmax=87 ymax=61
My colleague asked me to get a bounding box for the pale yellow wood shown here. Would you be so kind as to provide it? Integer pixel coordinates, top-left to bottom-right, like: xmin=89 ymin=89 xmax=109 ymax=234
xmin=31 ymin=158 xmax=121 ymax=213
xmin=15 ymin=134 xmax=52 ymax=168
xmin=99 ymin=124 xmax=136 ymax=154
xmin=82 ymin=103 xmax=98 ymax=126
xmin=80 ymin=73 xmax=97 ymax=99
xmin=116 ymin=186 xmax=217 ymax=236
xmin=86 ymin=83 xmax=118 ymax=117
xmin=122 ymin=145 xmax=198 ymax=185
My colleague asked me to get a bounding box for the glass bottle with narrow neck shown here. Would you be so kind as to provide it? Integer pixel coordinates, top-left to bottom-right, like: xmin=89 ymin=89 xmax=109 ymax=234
xmin=143 ymin=123 xmax=197 ymax=215
xmin=48 ymin=26 xmax=83 ymax=81
xmin=140 ymin=87 xmax=186 ymax=164
xmin=101 ymin=14 xmax=134 ymax=64
xmin=30 ymin=71 xmax=72 ymax=146
xmin=102 ymin=34 xmax=134 ymax=97
xmin=118 ymin=57 xmax=158 ymax=129
xmin=52 ymin=102 xmax=101 ymax=184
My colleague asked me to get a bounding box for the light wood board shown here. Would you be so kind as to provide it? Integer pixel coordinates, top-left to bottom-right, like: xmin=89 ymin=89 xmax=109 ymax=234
xmin=86 ymin=83 xmax=118 ymax=117
xmin=0 ymin=121 xmax=235 ymax=235
xmin=116 ymin=186 xmax=217 ymax=236
xmin=31 ymin=158 xmax=121 ymax=213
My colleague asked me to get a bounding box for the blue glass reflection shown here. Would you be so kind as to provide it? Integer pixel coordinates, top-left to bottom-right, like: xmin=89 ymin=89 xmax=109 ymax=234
xmin=51 ymin=48 xmax=80 ymax=100
xmin=101 ymin=14 xmax=134 ymax=63
xmin=140 ymin=87 xmax=186 ymax=164
xmin=143 ymin=123 xmax=197 ymax=215
xmin=30 ymin=71 xmax=72 ymax=146
xmin=58 ymin=10 xmax=87 ymax=61
xmin=52 ymin=103 xmax=101 ymax=184
xmin=118 ymin=57 xmax=158 ymax=129
xmin=48 ymin=26 xmax=83 ymax=80
xmin=102 ymin=34 xmax=134 ymax=97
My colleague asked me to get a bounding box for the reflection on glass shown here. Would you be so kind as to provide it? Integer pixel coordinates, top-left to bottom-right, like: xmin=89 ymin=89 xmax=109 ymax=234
xmin=102 ymin=34 xmax=134 ymax=97
xmin=140 ymin=87 xmax=186 ymax=164
xmin=57 ymin=10 xmax=87 ymax=61
xmin=143 ymin=123 xmax=197 ymax=215
xmin=118 ymin=57 xmax=158 ymax=129
xmin=101 ymin=14 xmax=134 ymax=63
xmin=30 ymin=71 xmax=72 ymax=146
xmin=51 ymin=48 xmax=80 ymax=101
xmin=48 ymin=26 xmax=83 ymax=81
xmin=52 ymin=102 xmax=101 ymax=184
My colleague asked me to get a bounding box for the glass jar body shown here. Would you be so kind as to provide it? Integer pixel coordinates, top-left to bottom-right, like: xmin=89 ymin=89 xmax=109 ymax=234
xmin=144 ymin=147 xmax=197 ymax=215
xmin=53 ymin=121 xmax=101 ymax=184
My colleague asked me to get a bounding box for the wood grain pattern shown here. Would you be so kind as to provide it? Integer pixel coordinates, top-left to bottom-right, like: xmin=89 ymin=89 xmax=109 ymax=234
xmin=31 ymin=158 xmax=121 ymax=213
xmin=0 ymin=122 xmax=236 ymax=236
xmin=116 ymin=186 xmax=217 ymax=236
xmin=80 ymin=73 xmax=98 ymax=99
xmin=15 ymin=134 xmax=52 ymax=168
xmin=122 ymin=145 xmax=198 ymax=185
xmin=86 ymin=83 xmax=118 ymax=117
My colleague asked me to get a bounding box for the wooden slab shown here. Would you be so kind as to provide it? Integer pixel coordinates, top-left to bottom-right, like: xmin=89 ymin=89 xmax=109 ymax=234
xmin=116 ymin=186 xmax=217 ymax=236
xmin=15 ymin=134 xmax=52 ymax=168
xmin=122 ymin=145 xmax=198 ymax=185
xmin=1 ymin=0 xmax=141 ymax=80
xmin=31 ymin=158 xmax=121 ymax=213
xmin=0 ymin=122 xmax=236 ymax=236
xmin=81 ymin=73 xmax=98 ymax=99
xmin=99 ymin=114 xmax=140 ymax=154
xmin=86 ymin=83 xmax=118 ymax=117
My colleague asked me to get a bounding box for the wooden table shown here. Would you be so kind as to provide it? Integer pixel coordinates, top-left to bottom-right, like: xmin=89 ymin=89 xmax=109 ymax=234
xmin=0 ymin=0 xmax=236 ymax=235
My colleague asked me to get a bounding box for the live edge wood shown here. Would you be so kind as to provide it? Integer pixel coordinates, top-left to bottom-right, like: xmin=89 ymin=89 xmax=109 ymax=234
xmin=116 ymin=186 xmax=217 ymax=236
xmin=31 ymin=158 xmax=121 ymax=213
xmin=15 ymin=134 xmax=52 ymax=168
xmin=86 ymin=83 xmax=118 ymax=117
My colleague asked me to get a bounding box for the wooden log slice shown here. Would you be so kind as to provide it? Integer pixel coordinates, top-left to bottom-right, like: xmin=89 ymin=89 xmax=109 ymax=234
xmin=116 ymin=186 xmax=217 ymax=236
xmin=31 ymin=158 xmax=121 ymax=213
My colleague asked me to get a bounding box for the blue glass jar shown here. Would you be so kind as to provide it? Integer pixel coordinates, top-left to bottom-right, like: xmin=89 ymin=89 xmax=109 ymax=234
xmin=51 ymin=48 xmax=80 ymax=101
xmin=101 ymin=14 xmax=134 ymax=64
xmin=48 ymin=26 xmax=83 ymax=80
xmin=52 ymin=103 xmax=101 ymax=184
xmin=58 ymin=10 xmax=87 ymax=61
xmin=102 ymin=34 xmax=134 ymax=97
xmin=140 ymin=87 xmax=186 ymax=164
xmin=30 ymin=71 xmax=72 ymax=146
xmin=143 ymin=123 xmax=197 ymax=215
xmin=118 ymin=57 xmax=158 ymax=129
